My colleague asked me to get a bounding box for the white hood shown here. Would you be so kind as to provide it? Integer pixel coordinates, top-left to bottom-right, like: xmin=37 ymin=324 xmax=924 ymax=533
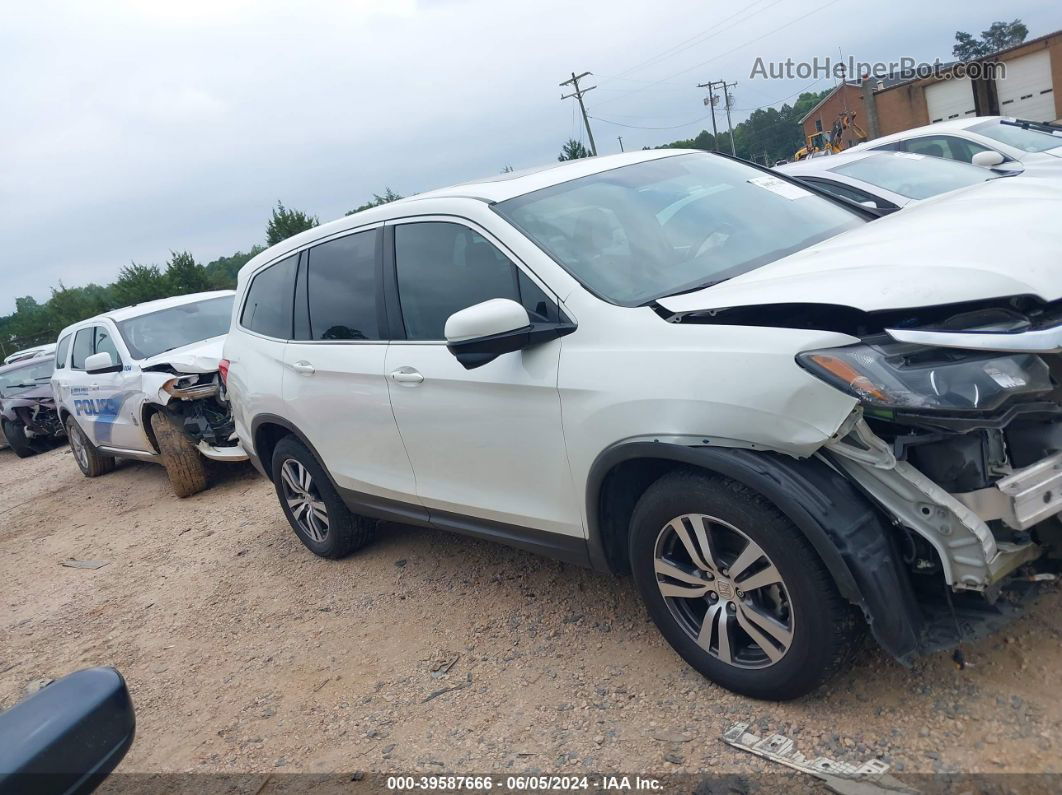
xmin=657 ymin=177 xmax=1062 ymax=316
xmin=140 ymin=335 xmax=226 ymax=373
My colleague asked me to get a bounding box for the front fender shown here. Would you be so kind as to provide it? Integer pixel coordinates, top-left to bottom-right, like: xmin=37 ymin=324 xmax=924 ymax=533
xmin=587 ymin=442 xmax=924 ymax=664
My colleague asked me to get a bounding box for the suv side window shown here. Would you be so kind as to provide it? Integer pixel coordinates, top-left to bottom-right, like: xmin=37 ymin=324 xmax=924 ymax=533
xmin=394 ymin=222 xmax=555 ymax=340
xmin=95 ymin=326 xmax=121 ymax=364
xmin=71 ymin=328 xmax=94 ymax=370
xmin=904 ymin=135 xmax=993 ymax=163
xmin=55 ymin=335 xmax=72 ymax=369
xmin=305 ymin=230 xmax=380 ymax=341
xmin=242 ymin=254 xmax=298 ymax=339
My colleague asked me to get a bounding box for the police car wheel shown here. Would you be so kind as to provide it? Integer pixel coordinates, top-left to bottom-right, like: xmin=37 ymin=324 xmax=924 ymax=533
xmin=65 ymin=417 xmax=116 ymax=478
xmin=271 ymin=435 xmax=375 ymax=559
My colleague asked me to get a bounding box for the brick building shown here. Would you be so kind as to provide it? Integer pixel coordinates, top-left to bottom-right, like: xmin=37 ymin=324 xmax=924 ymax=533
xmin=801 ymin=29 xmax=1062 ymax=147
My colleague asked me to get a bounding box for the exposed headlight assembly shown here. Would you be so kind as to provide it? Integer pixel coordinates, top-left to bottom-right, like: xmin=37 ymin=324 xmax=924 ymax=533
xmin=797 ymin=340 xmax=1054 ymax=412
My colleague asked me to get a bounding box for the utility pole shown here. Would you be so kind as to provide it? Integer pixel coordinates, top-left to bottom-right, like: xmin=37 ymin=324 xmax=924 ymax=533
xmin=699 ymin=80 xmax=738 ymax=155
xmin=617 ymin=136 xmax=624 ymax=152
xmin=698 ymin=82 xmax=720 ymax=150
xmin=560 ymin=71 xmax=598 ymax=156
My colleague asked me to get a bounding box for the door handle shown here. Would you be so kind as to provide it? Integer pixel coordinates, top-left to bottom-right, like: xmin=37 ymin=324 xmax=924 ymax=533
xmin=291 ymin=360 xmax=315 ymax=375
xmin=390 ymin=367 xmax=424 ymax=386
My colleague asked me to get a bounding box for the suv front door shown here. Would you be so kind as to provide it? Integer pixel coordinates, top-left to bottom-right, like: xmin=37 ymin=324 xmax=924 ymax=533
xmin=384 ymin=218 xmax=582 ymax=541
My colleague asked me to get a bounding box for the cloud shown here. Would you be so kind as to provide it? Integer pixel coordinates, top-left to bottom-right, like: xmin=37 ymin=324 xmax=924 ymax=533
xmin=1 ymin=0 xmax=1054 ymax=313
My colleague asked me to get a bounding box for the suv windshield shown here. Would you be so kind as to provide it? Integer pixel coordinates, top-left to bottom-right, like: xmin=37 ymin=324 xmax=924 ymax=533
xmin=970 ymin=120 xmax=1062 ymax=153
xmin=117 ymin=295 xmax=234 ymax=360
xmin=0 ymin=359 xmax=54 ymax=398
xmin=833 ymin=153 xmax=996 ymax=199
xmin=495 ymin=153 xmax=863 ymax=306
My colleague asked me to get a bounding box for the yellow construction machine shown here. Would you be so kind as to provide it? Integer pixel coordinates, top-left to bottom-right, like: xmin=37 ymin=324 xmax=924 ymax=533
xmin=793 ymin=111 xmax=868 ymax=161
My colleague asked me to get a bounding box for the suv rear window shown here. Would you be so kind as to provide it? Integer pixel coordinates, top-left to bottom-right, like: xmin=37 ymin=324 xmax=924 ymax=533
xmin=305 ymin=230 xmax=380 ymax=341
xmin=242 ymin=257 xmax=297 ymax=339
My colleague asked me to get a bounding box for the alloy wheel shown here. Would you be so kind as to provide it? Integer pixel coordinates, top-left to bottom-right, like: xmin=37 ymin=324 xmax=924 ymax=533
xmin=653 ymin=513 xmax=794 ymax=669
xmin=68 ymin=423 xmax=89 ymax=471
xmin=280 ymin=458 xmax=329 ymax=543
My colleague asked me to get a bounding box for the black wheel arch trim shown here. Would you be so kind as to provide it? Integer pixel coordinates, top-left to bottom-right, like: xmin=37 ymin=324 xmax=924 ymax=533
xmin=586 ymin=441 xmax=924 ymax=664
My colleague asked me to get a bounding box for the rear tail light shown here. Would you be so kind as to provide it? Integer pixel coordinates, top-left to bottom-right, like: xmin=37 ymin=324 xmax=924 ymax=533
xmin=218 ymin=358 xmax=230 ymax=386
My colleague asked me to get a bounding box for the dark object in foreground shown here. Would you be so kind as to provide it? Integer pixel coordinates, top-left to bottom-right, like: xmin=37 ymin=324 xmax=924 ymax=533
xmin=0 ymin=667 xmax=135 ymax=795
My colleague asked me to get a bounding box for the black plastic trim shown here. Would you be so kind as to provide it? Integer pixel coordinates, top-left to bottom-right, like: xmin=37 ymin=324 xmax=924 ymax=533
xmin=585 ymin=442 xmax=924 ymax=664
xmin=336 ymin=486 xmax=589 ymax=566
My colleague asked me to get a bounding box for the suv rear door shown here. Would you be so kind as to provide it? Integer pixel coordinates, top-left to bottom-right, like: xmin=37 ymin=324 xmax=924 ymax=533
xmin=383 ymin=217 xmax=581 ymax=540
xmin=280 ymin=226 xmax=420 ymax=510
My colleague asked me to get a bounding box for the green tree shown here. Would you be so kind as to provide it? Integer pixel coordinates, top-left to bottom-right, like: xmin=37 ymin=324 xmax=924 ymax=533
xmin=266 ymin=201 xmax=319 ymax=246
xmin=47 ymin=282 xmax=112 ymax=330
xmin=203 ymin=246 xmax=265 ymax=290
xmin=558 ymin=139 xmax=591 ymax=161
xmin=346 ymin=188 xmax=403 ymax=216
xmin=164 ymin=250 xmax=210 ymax=295
xmin=5 ymin=296 xmax=54 ymax=347
xmin=113 ymin=263 xmax=170 ymax=306
xmin=954 ymin=19 xmax=1028 ymax=61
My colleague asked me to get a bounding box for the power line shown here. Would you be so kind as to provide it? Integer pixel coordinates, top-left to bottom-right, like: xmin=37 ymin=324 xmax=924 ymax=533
xmin=598 ymin=0 xmax=785 ymax=86
xmin=594 ymin=0 xmax=843 ymax=109
xmin=560 ymin=71 xmax=598 ymax=156
xmin=589 ymin=113 xmax=711 ymax=131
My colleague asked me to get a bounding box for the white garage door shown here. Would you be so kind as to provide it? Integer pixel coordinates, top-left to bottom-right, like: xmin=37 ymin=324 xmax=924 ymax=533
xmin=926 ymin=76 xmax=976 ymax=123
xmin=996 ymin=50 xmax=1057 ymax=122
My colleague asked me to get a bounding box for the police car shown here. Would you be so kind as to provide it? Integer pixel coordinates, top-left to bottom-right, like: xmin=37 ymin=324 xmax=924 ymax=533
xmin=52 ymin=291 xmax=246 ymax=497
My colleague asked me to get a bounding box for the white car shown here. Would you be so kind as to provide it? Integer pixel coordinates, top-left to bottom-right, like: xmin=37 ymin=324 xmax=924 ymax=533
xmin=224 ymin=150 xmax=1062 ymax=700
xmin=3 ymin=343 xmax=57 ymax=365
xmin=52 ymin=291 xmax=247 ymax=497
xmin=853 ymin=116 xmax=1062 ymax=176
xmin=776 ymin=150 xmax=1006 ymax=211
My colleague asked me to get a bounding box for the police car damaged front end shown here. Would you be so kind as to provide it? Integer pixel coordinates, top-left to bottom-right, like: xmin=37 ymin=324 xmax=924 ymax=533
xmin=142 ymin=367 xmax=243 ymax=458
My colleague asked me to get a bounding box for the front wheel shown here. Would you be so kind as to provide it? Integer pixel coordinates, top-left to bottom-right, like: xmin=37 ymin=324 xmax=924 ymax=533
xmin=65 ymin=417 xmax=116 ymax=477
xmin=2 ymin=419 xmax=38 ymax=458
xmin=629 ymin=470 xmax=861 ymax=700
xmin=150 ymin=412 xmax=207 ymax=498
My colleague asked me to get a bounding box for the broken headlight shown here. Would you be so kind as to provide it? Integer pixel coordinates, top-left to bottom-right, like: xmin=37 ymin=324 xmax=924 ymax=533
xmin=797 ymin=341 xmax=1054 ymax=412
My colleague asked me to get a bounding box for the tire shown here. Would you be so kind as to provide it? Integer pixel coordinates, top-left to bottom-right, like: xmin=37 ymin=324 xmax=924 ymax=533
xmin=271 ymin=435 xmax=374 ymax=559
xmin=65 ymin=416 xmax=116 ymax=477
xmin=2 ymin=419 xmax=36 ymax=458
xmin=629 ymin=469 xmax=861 ymax=701
xmin=150 ymin=412 xmax=208 ymax=498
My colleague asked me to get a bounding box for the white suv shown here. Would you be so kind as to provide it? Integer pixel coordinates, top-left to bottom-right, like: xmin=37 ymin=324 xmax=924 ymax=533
xmin=225 ymin=150 xmax=1062 ymax=699
xmin=53 ymin=291 xmax=246 ymax=497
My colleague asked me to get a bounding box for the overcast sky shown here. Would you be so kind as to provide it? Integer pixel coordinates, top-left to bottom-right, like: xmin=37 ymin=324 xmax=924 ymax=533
xmin=2 ymin=0 xmax=1057 ymax=313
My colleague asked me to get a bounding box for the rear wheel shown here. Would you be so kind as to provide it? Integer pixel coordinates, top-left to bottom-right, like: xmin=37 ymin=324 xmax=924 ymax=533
xmin=2 ymin=419 xmax=37 ymax=458
xmin=629 ymin=470 xmax=860 ymax=700
xmin=150 ymin=412 xmax=207 ymax=498
xmin=65 ymin=417 xmax=116 ymax=477
xmin=271 ymin=436 xmax=374 ymax=559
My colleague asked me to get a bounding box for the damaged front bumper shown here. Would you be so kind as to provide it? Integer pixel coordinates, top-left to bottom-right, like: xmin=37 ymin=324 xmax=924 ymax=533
xmin=825 ymin=415 xmax=1052 ymax=590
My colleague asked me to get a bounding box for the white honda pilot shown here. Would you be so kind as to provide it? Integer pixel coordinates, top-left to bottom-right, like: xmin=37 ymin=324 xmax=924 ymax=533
xmin=225 ymin=150 xmax=1062 ymax=700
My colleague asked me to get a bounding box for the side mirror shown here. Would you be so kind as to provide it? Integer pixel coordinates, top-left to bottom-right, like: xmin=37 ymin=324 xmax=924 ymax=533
xmin=971 ymin=150 xmax=1005 ymax=168
xmin=84 ymin=352 xmax=120 ymax=375
xmin=0 ymin=667 xmax=135 ymax=793
xmin=444 ymin=298 xmax=575 ymax=370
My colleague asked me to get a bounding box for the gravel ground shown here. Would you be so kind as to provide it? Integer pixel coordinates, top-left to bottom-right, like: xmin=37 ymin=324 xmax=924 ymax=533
xmin=1 ymin=444 xmax=1061 ymax=783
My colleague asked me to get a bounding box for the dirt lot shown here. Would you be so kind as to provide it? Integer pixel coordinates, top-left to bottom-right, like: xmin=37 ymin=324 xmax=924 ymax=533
xmin=2 ymin=445 xmax=1061 ymax=782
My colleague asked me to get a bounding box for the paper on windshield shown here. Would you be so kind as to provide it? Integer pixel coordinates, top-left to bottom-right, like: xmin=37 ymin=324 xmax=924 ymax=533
xmin=747 ymin=175 xmax=813 ymax=200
